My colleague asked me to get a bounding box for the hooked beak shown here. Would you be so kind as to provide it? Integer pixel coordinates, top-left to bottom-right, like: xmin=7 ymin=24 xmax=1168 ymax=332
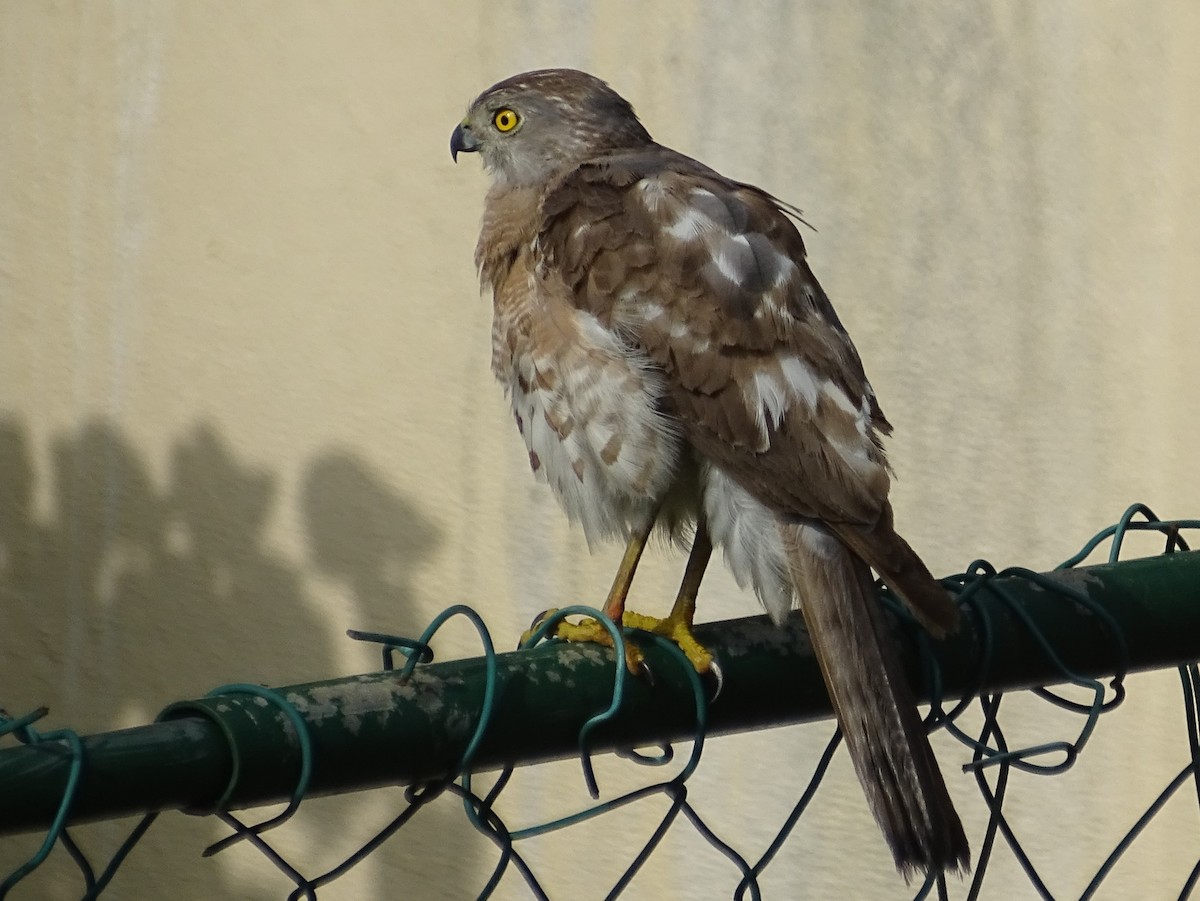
xmin=450 ymin=122 xmax=478 ymax=162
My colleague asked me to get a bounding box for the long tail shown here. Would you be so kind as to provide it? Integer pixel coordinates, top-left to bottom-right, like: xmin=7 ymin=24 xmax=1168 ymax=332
xmin=780 ymin=519 xmax=969 ymax=878
xmin=829 ymin=501 xmax=960 ymax=640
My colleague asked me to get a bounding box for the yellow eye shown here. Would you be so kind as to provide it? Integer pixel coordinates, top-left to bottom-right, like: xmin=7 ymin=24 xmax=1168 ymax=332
xmin=493 ymin=108 xmax=520 ymax=133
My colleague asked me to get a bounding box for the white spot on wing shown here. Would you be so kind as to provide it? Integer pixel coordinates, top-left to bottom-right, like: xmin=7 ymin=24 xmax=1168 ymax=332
xmin=773 ymin=255 xmax=799 ymax=288
xmin=637 ymin=300 xmax=667 ymax=322
xmin=638 ymin=178 xmax=668 ymax=212
xmin=746 ymin=356 xmax=825 ymax=441
xmin=858 ymin=394 xmax=873 ymax=436
xmin=714 ymin=249 xmax=744 ymax=285
xmin=779 ymin=356 xmax=820 ymax=409
xmin=822 ymin=379 xmax=858 ymax=416
xmin=666 ymin=208 xmax=712 ymax=242
xmin=818 ymin=379 xmax=881 ymax=480
xmin=751 ymin=369 xmax=789 ymax=434
xmin=829 ymin=434 xmax=878 ymax=479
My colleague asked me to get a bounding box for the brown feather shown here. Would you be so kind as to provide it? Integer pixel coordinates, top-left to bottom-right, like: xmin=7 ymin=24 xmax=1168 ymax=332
xmin=534 ymin=140 xmax=968 ymax=867
xmin=536 ymin=150 xmax=967 ymax=868
xmin=781 ymin=522 xmax=969 ymax=876
xmin=539 ymin=153 xmax=893 ymax=521
xmin=827 ymin=502 xmax=960 ymax=639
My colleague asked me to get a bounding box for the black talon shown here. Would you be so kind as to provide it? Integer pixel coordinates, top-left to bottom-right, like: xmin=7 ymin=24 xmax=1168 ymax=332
xmin=705 ymin=658 xmax=725 ymax=702
xmin=636 ymin=657 xmax=656 ymax=688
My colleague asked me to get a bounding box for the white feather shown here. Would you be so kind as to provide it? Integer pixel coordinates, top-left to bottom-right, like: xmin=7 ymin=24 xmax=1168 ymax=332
xmin=773 ymin=253 xmax=799 ymax=289
xmin=702 ymin=464 xmax=794 ymax=624
xmin=512 ymin=308 xmax=682 ymax=547
xmin=822 ymin=378 xmax=858 ymax=415
xmin=637 ymin=177 xmax=669 ymax=212
xmin=666 ymin=207 xmax=712 ymax=242
xmin=818 ymin=378 xmax=883 ymax=483
xmin=780 ymin=355 xmax=821 ymax=409
xmin=713 ymin=247 xmax=746 ymax=285
xmin=750 ymin=369 xmax=790 ymax=435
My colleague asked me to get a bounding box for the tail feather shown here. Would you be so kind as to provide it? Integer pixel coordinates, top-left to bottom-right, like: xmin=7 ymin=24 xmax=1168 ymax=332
xmin=780 ymin=520 xmax=969 ymax=877
xmin=829 ymin=502 xmax=960 ymax=639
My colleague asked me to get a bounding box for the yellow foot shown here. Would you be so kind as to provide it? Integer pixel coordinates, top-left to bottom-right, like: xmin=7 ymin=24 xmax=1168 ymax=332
xmin=519 ymin=608 xmax=562 ymax=648
xmin=559 ymin=614 xmax=648 ymax=673
xmin=522 ymin=608 xmax=714 ymax=675
xmin=521 ymin=609 xmax=646 ymax=672
xmin=621 ymin=611 xmax=713 ymax=674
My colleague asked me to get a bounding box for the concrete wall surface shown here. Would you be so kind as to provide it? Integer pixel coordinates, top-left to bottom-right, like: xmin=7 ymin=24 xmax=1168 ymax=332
xmin=2 ymin=3 xmax=1198 ymax=899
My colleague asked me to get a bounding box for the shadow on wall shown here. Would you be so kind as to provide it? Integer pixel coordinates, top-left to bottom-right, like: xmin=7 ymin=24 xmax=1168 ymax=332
xmin=0 ymin=416 xmax=480 ymax=901
xmin=302 ymin=448 xmax=441 ymax=633
xmin=0 ymin=417 xmax=442 ymax=707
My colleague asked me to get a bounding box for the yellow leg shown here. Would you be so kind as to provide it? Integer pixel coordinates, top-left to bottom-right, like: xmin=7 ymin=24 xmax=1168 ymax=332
xmin=527 ymin=512 xmax=716 ymax=675
xmin=599 ymin=511 xmax=656 ymax=622
xmin=522 ymin=510 xmax=657 ymax=668
xmin=623 ymin=518 xmax=714 ymax=672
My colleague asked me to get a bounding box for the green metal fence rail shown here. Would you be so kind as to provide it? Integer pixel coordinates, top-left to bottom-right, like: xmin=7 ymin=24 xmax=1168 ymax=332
xmin=3 ymin=549 xmax=1198 ymax=839
xmin=4 ymin=507 xmax=1198 ymax=899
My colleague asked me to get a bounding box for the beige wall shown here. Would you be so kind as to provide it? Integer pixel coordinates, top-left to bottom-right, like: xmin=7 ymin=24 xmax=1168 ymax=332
xmin=3 ymin=2 xmax=1199 ymax=898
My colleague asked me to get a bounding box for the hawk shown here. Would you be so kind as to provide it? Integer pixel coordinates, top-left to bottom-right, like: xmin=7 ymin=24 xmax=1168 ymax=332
xmin=451 ymin=68 xmax=969 ymax=876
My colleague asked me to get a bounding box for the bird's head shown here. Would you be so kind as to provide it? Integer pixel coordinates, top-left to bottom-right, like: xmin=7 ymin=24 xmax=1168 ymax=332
xmin=451 ymin=68 xmax=653 ymax=187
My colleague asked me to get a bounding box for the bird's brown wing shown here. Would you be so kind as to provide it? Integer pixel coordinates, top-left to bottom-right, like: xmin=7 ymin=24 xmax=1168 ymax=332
xmin=537 ymin=147 xmax=956 ymax=635
xmin=538 ymin=148 xmax=969 ymax=873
